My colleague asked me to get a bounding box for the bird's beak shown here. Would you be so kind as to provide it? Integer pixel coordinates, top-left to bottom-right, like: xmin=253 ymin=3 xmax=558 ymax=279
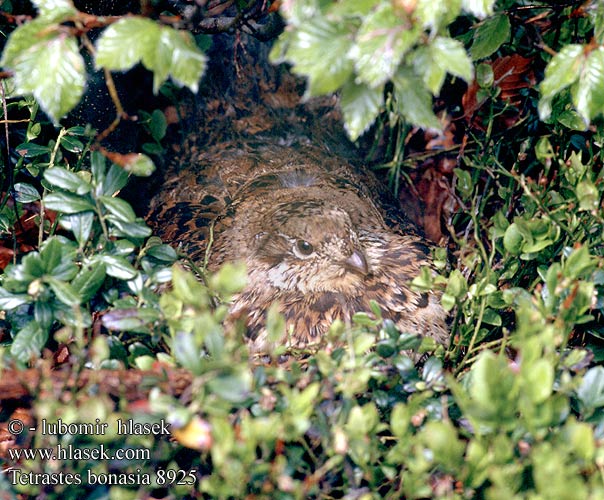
xmin=344 ymin=249 xmax=369 ymax=276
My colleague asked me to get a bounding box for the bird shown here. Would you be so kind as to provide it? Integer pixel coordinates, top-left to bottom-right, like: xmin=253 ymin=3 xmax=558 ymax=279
xmin=147 ymin=136 xmax=449 ymax=352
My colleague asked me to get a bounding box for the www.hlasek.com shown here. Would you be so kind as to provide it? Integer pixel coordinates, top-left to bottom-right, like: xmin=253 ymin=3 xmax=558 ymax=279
xmin=4 ymin=418 xmax=197 ymax=487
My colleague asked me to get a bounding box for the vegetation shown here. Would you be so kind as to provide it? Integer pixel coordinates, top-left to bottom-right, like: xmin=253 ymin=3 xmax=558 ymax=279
xmin=0 ymin=0 xmax=604 ymax=498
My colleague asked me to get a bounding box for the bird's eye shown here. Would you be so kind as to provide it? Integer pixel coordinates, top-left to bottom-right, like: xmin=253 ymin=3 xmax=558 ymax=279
xmin=294 ymin=239 xmax=314 ymax=257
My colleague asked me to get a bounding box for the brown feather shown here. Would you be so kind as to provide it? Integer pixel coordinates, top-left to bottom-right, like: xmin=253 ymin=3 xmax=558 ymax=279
xmin=147 ymin=138 xmax=449 ymax=351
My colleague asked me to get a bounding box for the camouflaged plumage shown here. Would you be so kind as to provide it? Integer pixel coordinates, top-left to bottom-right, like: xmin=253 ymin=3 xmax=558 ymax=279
xmin=148 ymin=138 xmax=448 ymax=351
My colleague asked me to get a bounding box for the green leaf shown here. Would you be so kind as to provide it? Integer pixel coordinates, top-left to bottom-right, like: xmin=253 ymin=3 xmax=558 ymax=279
xmin=353 ymin=4 xmax=420 ymax=88
xmin=433 ymin=37 xmax=473 ymax=81
xmin=44 ymin=192 xmax=95 ymax=214
xmin=589 ymin=0 xmax=604 ymax=44
xmin=470 ymin=14 xmax=510 ymax=60
xmin=420 ymin=421 xmax=464 ymax=471
xmin=207 ymin=369 xmax=253 ymax=403
xmin=576 ymin=179 xmax=599 ymax=211
xmin=576 ymin=366 xmax=604 ymax=412
xmin=60 ymin=134 xmax=84 ymax=153
xmin=60 ymin=212 xmax=95 ymax=246
xmin=146 ymin=244 xmax=178 ymax=262
xmin=15 ymin=142 xmax=51 ymax=157
xmin=31 ymin=0 xmax=76 ymax=20
xmin=97 ymin=255 xmax=137 ymax=280
xmin=416 ymin=0 xmax=462 ymax=31
xmin=91 ymin=150 xmax=107 ymax=186
xmin=154 ymin=27 xmax=207 ymax=93
xmin=95 ymin=18 xmax=206 ymax=93
xmin=13 ymin=182 xmax=40 ymax=203
xmin=272 ymin=17 xmax=354 ymax=95
xmin=393 ymin=68 xmax=441 ymax=129
xmin=0 ymin=288 xmax=30 ymax=310
xmin=572 ymin=47 xmax=604 ymax=124
xmin=10 ymin=321 xmax=48 ymax=363
xmin=45 ymin=276 xmax=81 ymax=305
xmin=524 ymin=359 xmax=553 ymax=404
xmin=412 ymin=46 xmax=446 ymax=95
xmin=95 ymin=17 xmax=160 ymax=71
xmin=340 ymin=81 xmax=383 ymax=141
xmin=539 ymin=44 xmax=584 ymax=119
xmin=34 ymin=300 xmax=53 ymax=330
xmin=44 ymin=167 xmax=91 ymax=195
xmin=210 ymin=262 xmax=247 ymax=297
xmin=71 ymin=264 xmax=106 ymax=302
xmin=99 ymin=195 xmax=136 ymax=222
xmin=482 ymin=308 xmax=502 ymax=326
xmin=462 ymin=0 xmax=495 ymax=18
xmin=39 ymin=237 xmax=64 ymax=273
xmin=390 ymin=403 xmax=409 ymax=438
xmin=172 ymin=331 xmax=202 ymax=373
xmin=101 ymin=308 xmax=160 ymax=332
xmin=503 ymin=222 xmax=523 ymax=255
xmin=102 ymin=163 xmax=129 ymax=195
xmin=122 ymin=153 xmax=156 ymax=177
xmin=107 ymin=218 xmax=152 ymax=239
xmin=2 ymin=25 xmax=85 ymax=122
xmin=148 ymin=109 xmax=167 ymax=141
xmin=469 ymin=351 xmax=518 ymax=421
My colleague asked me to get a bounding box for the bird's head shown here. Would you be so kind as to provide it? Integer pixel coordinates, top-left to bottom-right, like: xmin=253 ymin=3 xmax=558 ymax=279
xmin=251 ymin=200 xmax=370 ymax=294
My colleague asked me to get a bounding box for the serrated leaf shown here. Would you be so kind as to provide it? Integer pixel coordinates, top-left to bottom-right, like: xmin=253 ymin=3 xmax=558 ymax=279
xmin=155 ymin=27 xmax=207 ymax=93
xmin=352 ymin=4 xmax=420 ymax=88
xmin=412 ymin=46 xmax=446 ymax=95
xmin=95 ymin=17 xmax=160 ymax=71
xmin=2 ymin=25 xmax=85 ymax=122
xmin=340 ymin=81 xmax=383 ymax=140
xmin=44 ymin=192 xmax=95 ymax=213
xmin=96 ymin=19 xmax=206 ymax=94
xmin=273 ymin=17 xmax=354 ymax=95
xmin=13 ymin=182 xmax=40 ymax=203
xmin=99 ymin=195 xmax=136 ymax=222
xmin=393 ymin=68 xmax=441 ymax=129
xmin=431 ymin=36 xmax=474 ymax=83
xmin=572 ymin=47 xmax=604 ymax=124
xmin=44 ymin=167 xmax=91 ymax=195
xmin=462 ymin=0 xmax=495 ymax=18
xmin=470 ymin=14 xmax=510 ymax=60
xmin=31 ymin=0 xmax=76 ymax=20
xmin=10 ymin=321 xmax=48 ymax=363
xmin=416 ymin=0 xmax=461 ymax=31
xmin=540 ymin=44 xmax=584 ymax=102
